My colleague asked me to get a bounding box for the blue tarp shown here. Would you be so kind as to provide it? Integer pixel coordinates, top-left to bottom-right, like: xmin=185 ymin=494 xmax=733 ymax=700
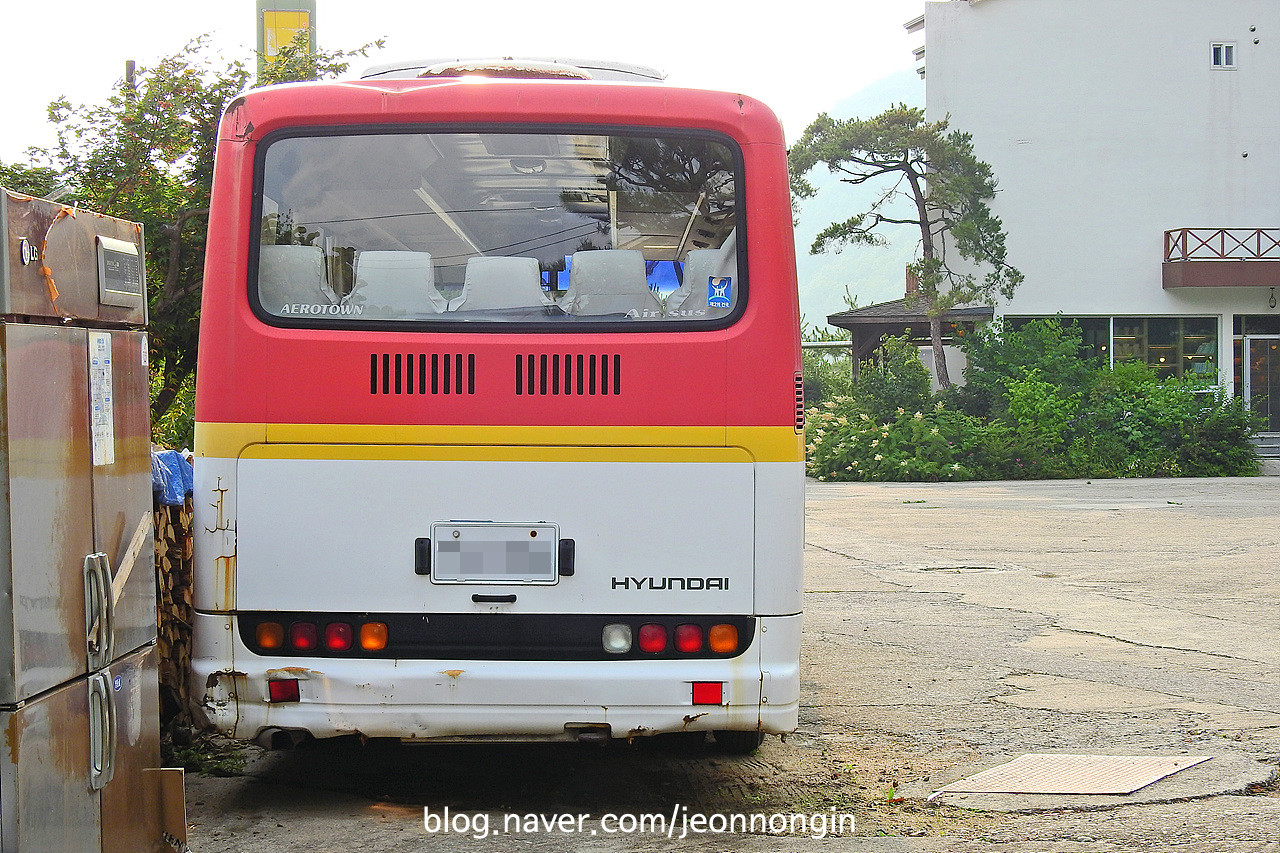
xmin=151 ymin=449 xmax=194 ymax=506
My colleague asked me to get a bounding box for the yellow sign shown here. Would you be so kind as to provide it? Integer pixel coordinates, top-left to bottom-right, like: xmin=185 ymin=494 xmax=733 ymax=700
xmin=262 ymin=10 xmax=311 ymax=61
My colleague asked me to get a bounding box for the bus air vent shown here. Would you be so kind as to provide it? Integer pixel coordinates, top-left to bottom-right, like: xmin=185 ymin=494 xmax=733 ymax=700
xmin=369 ymin=353 xmax=476 ymax=395
xmin=795 ymin=372 xmax=805 ymax=433
xmin=515 ymin=353 xmax=621 ymax=396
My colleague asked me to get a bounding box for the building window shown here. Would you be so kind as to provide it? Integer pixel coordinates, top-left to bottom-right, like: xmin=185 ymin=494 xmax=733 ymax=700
xmin=1006 ymin=316 xmax=1218 ymax=380
xmin=1114 ymin=317 xmax=1217 ymax=380
xmin=1211 ymin=42 xmax=1237 ymax=69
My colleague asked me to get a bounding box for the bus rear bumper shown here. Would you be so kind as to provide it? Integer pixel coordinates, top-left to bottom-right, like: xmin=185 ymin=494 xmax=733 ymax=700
xmin=191 ymin=612 xmax=800 ymax=743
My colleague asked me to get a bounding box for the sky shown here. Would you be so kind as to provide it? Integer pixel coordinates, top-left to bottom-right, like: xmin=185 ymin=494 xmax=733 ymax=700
xmin=0 ymin=0 xmax=926 ymax=164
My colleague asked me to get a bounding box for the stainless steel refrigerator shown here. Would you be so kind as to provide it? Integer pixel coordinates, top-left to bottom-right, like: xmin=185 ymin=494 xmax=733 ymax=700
xmin=1 ymin=189 xmax=171 ymax=851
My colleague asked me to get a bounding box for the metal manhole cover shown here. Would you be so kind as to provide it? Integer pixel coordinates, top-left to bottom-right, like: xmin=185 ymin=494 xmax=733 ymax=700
xmin=931 ymin=754 xmax=1212 ymax=797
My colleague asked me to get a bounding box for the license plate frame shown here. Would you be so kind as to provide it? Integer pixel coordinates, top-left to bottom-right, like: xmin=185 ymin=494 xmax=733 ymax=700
xmin=430 ymin=521 xmax=559 ymax=585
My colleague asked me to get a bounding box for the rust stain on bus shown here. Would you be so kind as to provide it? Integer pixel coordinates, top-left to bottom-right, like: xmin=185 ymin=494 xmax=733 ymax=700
xmin=215 ymin=555 xmax=236 ymax=610
xmin=266 ymin=667 xmax=320 ymax=679
xmin=4 ymin=714 xmax=24 ymax=764
xmin=682 ymin=713 xmax=709 ymax=728
xmin=209 ymin=477 xmax=237 ymax=609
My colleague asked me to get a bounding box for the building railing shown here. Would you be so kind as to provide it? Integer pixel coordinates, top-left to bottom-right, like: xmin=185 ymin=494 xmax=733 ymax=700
xmin=1164 ymin=228 xmax=1280 ymax=262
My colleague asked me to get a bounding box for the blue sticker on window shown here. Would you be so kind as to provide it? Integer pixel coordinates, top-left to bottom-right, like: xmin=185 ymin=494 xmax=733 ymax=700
xmin=707 ymin=276 xmax=732 ymax=309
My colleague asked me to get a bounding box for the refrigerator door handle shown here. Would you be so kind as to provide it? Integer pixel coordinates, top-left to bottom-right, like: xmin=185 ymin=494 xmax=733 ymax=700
xmin=100 ymin=554 xmax=116 ymax=665
xmin=88 ymin=671 xmax=117 ymax=790
xmin=84 ymin=553 xmax=115 ymax=671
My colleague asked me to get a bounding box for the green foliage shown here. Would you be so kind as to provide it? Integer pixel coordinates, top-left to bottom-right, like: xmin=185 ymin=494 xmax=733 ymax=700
xmin=952 ymin=318 xmax=1093 ymax=417
xmin=1071 ymin=366 xmax=1260 ymax=478
xmin=801 ymin=322 xmax=852 ymax=406
xmin=850 ymin=335 xmax=932 ymax=420
xmin=36 ymin=37 xmax=252 ymax=428
xmin=788 ymin=104 xmax=1022 ymax=388
xmin=1176 ymin=394 xmax=1261 ymax=477
xmin=805 ymin=331 xmax=1260 ymax=482
xmin=162 ymin=730 xmax=252 ymax=777
xmin=257 ymin=29 xmax=384 ymax=86
xmin=1004 ymin=370 xmax=1079 ymax=452
xmin=29 ymin=34 xmax=383 ymax=433
xmin=806 ymin=401 xmax=975 ymax=482
xmin=0 ymin=161 xmax=61 ymax=197
xmin=150 ymin=365 xmax=195 ymax=449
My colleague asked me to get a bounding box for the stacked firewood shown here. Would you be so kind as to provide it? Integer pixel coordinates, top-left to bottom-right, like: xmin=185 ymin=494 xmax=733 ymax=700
xmin=155 ymin=497 xmax=195 ymax=723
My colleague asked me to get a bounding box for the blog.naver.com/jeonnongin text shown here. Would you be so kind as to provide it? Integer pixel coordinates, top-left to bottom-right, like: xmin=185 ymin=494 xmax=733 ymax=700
xmin=423 ymin=805 xmax=856 ymax=840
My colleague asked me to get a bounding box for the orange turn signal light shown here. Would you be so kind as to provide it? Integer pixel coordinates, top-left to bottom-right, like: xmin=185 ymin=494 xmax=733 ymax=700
xmin=708 ymin=624 xmax=738 ymax=654
xmin=256 ymin=622 xmax=284 ymax=650
xmin=360 ymin=621 xmax=388 ymax=651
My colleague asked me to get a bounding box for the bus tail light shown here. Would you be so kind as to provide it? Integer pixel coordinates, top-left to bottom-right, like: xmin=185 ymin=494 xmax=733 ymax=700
xmin=256 ymin=621 xmax=284 ymax=650
xmin=708 ymin=624 xmax=739 ymax=654
xmin=289 ymin=622 xmax=318 ymax=651
xmin=637 ymin=624 xmax=667 ymax=653
xmin=602 ymin=624 xmax=632 ymax=654
xmin=360 ymin=622 xmax=388 ymax=651
xmin=325 ymin=622 xmax=353 ymax=651
xmin=692 ymin=682 xmax=723 ymax=705
xmin=674 ymin=624 xmax=703 ymax=653
xmin=268 ymin=679 xmax=300 ymax=703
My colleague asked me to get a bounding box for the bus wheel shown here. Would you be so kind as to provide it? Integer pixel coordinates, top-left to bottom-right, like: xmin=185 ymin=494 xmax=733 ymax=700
xmin=713 ymin=730 xmax=765 ymax=754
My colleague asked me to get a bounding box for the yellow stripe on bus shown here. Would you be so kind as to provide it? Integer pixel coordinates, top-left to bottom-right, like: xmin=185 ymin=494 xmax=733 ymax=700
xmin=240 ymin=444 xmax=754 ymax=463
xmin=196 ymin=422 xmax=803 ymax=462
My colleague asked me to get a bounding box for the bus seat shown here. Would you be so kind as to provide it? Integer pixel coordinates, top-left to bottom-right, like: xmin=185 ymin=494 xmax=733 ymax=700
xmin=562 ymin=250 xmax=662 ymax=317
xmin=458 ymin=256 xmax=550 ymax=310
xmin=665 ymin=246 xmax=737 ymax=319
xmin=355 ymin=251 xmax=446 ymax=316
xmin=257 ymin=244 xmax=328 ymax=313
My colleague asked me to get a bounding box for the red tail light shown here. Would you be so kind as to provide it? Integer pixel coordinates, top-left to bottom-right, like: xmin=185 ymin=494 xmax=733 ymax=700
xmin=638 ymin=624 xmax=668 ymax=653
xmin=325 ymin=622 xmax=353 ymax=651
xmin=675 ymin=624 xmax=703 ymax=653
xmin=289 ymin=622 xmax=318 ymax=651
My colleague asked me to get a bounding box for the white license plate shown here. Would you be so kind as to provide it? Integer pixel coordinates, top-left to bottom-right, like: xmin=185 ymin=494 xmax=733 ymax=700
xmin=430 ymin=521 xmax=559 ymax=584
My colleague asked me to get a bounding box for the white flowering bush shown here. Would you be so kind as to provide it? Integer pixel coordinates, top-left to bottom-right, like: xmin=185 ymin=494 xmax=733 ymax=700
xmin=806 ymin=400 xmax=978 ymax=482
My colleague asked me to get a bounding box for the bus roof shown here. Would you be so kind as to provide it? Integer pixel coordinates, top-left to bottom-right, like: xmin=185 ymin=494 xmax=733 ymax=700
xmin=360 ymin=57 xmax=666 ymax=82
xmin=225 ymin=76 xmax=784 ymax=147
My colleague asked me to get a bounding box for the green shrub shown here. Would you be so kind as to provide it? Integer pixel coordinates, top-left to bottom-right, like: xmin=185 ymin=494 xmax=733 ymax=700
xmin=1175 ymin=393 xmax=1261 ymax=477
xmin=802 ymin=325 xmax=1259 ymax=482
xmin=1004 ymin=370 xmax=1080 ymax=453
xmin=806 ymin=401 xmax=973 ymax=482
xmin=953 ymin=317 xmax=1092 ymax=417
xmin=851 ymin=335 xmax=932 ymax=420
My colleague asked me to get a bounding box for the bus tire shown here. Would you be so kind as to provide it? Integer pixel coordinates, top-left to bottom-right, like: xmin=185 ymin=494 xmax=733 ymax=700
xmin=713 ymin=730 xmax=765 ymax=754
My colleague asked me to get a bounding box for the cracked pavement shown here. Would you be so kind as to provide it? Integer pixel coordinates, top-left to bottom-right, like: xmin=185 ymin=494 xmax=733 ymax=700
xmin=804 ymin=476 xmax=1280 ymax=837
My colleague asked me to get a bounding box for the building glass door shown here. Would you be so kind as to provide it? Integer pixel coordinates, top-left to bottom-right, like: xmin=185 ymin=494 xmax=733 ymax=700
xmin=1243 ymin=336 xmax=1280 ymax=432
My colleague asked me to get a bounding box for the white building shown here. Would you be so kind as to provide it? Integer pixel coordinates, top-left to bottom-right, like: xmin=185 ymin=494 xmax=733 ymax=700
xmin=910 ymin=0 xmax=1280 ymax=425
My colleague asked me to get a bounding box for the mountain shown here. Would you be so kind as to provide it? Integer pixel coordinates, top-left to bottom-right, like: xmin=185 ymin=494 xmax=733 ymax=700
xmin=793 ymin=69 xmax=924 ymax=327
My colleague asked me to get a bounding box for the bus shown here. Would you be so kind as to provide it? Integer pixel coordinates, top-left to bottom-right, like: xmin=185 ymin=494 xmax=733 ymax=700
xmin=191 ymin=58 xmax=803 ymax=753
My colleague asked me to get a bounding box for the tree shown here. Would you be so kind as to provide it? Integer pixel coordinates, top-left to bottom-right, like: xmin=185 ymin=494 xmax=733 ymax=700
xmin=789 ymin=104 xmax=1022 ymax=389
xmin=29 ymin=32 xmax=381 ymax=425
xmin=0 ymin=161 xmax=61 ymax=198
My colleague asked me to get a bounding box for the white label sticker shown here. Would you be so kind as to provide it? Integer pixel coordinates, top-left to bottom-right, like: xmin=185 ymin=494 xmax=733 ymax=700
xmin=88 ymin=331 xmax=116 ymax=467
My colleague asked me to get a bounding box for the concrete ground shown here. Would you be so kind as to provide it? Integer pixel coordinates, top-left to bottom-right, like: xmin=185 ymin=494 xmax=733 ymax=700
xmin=802 ymin=476 xmax=1279 ymax=847
xmin=184 ymin=477 xmax=1280 ymax=851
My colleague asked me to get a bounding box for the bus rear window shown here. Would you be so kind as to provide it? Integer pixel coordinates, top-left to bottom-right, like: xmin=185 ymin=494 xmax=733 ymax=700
xmin=253 ymin=130 xmax=741 ymax=327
